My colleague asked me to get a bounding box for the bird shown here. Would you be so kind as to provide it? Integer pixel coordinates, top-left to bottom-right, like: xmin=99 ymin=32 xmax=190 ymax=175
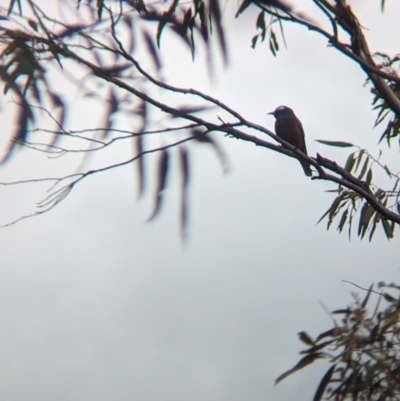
xmin=268 ymin=105 xmax=312 ymax=177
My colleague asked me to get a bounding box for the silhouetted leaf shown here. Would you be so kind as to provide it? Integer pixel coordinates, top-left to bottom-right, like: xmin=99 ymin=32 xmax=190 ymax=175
xmin=332 ymin=309 xmax=350 ymax=314
xmin=142 ymin=29 xmax=161 ymax=71
xmin=251 ymin=34 xmax=258 ymax=49
xmin=381 ymin=219 xmax=394 ymax=239
xmin=133 ymin=99 xmax=147 ymax=198
xmin=147 ymin=149 xmax=170 ymax=221
xmin=179 ymin=146 xmax=190 ymax=241
xmin=358 ymin=202 xmax=375 ymax=239
xmin=365 ymin=168 xmax=373 ymax=187
xmin=270 ymin=29 xmax=278 ymax=50
xmin=276 ymin=353 xmax=323 ymax=385
xmin=8 ymin=0 xmax=22 ymax=16
xmin=298 ymin=331 xmax=314 ymax=346
xmin=361 ymin=284 xmax=373 ymax=308
xmin=191 ymin=130 xmax=229 ymax=173
xmin=269 ymin=37 xmax=276 ymax=57
xmin=256 ymin=11 xmax=266 ymax=32
xmin=313 ymin=365 xmax=336 ymax=401
xmin=315 ymin=328 xmax=337 ymax=342
xmin=369 ymin=211 xmax=382 ymax=241
xmin=354 ymin=149 xmax=365 ymax=171
xmin=156 ymin=0 xmax=179 ymax=48
xmin=357 ymin=156 xmax=369 ymax=180
xmin=27 ymin=19 xmax=38 ymax=31
xmin=344 ymin=152 xmax=356 ymax=173
xmin=300 ymin=340 xmax=333 ymax=355
xmin=236 ymin=0 xmax=252 ymax=17
xmin=101 ymin=89 xmax=119 ymax=138
xmin=209 ymin=0 xmax=228 ymax=65
xmin=316 ymin=140 xmax=354 ymax=148
xmin=1 ymin=96 xmax=33 ymax=164
xmin=96 ymin=0 xmax=104 ymax=20
xmin=337 ymin=209 xmax=348 ymax=233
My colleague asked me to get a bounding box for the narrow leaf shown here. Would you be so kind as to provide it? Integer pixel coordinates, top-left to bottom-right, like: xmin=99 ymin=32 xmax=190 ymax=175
xmin=275 ymin=353 xmax=322 ymax=385
xmin=147 ymin=149 xmax=170 ymax=221
xmin=96 ymin=0 xmax=103 ymax=20
xmin=235 ymin=0 xmax=252 ymax=17
xmin=381 ymin=219 xmax=394 ymax=239
xmin=357 ymin=156 xmax=369 ymax=180
xmin=358 ymin=202 xmax=374 ymax=239
xmin=361 ymin=284 xmax=373 ymax=308
xmin=142 ymin=30 xmax=162 ymax=71
xmin=209 ymin=0 xmax=228 ymax=65
xmin=337 ymin=209 xmax=348 ymax=233
xmin=156 ymin=0 xmax=179 ymax=47
xmin=344 ymin=152 xmax=356 ymax=173
xmin=315 ymin=328 xmax=337 ymax=342
xmin=316 ymin=140 xmax=354 ymax=148
xmin=298 ymin=331 xmax=314 ymax=346
xmin=179 ymin=146 xmax=190 ymax=242
xmin=313 ymin=365 xmax=336 ymax=401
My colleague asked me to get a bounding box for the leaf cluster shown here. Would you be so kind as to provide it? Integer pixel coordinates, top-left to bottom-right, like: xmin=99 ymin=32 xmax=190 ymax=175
xmin=278 ymin=283 xmax=400 ymax=401
xmin=316 ymin=143 xmax=399 ymax=241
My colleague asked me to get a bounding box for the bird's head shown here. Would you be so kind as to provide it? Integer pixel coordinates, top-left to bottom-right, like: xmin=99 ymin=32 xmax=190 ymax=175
xmin=268 ymin=105 xmax=295 ymax=120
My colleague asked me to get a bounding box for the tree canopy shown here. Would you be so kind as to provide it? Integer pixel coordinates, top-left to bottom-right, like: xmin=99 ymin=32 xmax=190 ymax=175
xmin=0 ymin=0 xmax=399 ymax=241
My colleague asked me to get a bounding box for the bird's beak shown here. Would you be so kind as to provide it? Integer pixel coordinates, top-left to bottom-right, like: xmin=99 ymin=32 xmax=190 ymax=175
xmin=268 ymin=111 xmax=275 ymax=116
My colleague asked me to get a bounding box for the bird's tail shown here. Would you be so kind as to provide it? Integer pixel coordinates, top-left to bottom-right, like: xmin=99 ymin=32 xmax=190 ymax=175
xmin=300 ymin=160 xmax=312 ymax=177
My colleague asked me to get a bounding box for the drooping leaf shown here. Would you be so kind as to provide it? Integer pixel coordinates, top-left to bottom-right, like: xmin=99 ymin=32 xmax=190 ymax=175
xmin=134 ymin=134 xmax=145 ymax=197
xmin=101 ymin=89 xmax=119 ymax=138
xmin=275 ymin=353 xmax=323 ymax=385
xmin=235 ymin=0 xmax=252 ymax=17
xmin=354 ymin=149 xmax=365 ymax=171
xmin=191 ymin=130 xmax=229 ymax=173
xmin=315 ymin=328 xmax=337 ymax=342
xmin=316 ymin=140 xmax=354 ymax=148
xmin=313 ymin=365 xmax=336 ymax=401
xmin=270 ymin=29 xmax=278 ymax=50
xmin=1 ymin=96 xmax=33 ymax=164
xmin=357 ymin=156 xmax=369 ymax=180
xmin=209 ymin=0 xmax=228 ymax=65
xmin=358 ymin=202 xmax=375 ymax=239
xmin=8 ymin=0 xmax=22 ymax=16
xmin=337 ymin=209 xmax=348 ymax=233
xmin=368 ymin=210 xmax=382 ymax=242
xmin=96 ymin=0 xmax=104 ymax=20
xmin=142 ymin=29 xmax=162 ymax=71
xmin=27 ymin=19 xmax=38 ymax=31
xmin=300 ymin=340 xmax=334 ymax=355
xmin=48 ymin=93 xmax=66 ymax=147
xmin=298 ymin=331 xmax=314 ymax=346
xmin=179 ymin=146 xmax=190 ymax=241
xmin=381 ymin=219 xmax=394 ymax=240
xmin=361 ymin=284 xmax=373 ymax=308
xmin=133 ymin=100 xmax=147 ymax=198
xmin=156 ymin=0 xmax=179 ymax=48
xmin=251 ymin=34 xmax=258 ymax=49
xmin=344 ymin=152 xmax=356 ymax=173
xmin=269 ymin=37 xmax=276 ymax=57
xmin=256 ymin=11 xmax=266 ymax=32
xmin=365 ymin=168 xmax=373 ymax=187
xmin=147 ymin=149 xmax=170 ymax=221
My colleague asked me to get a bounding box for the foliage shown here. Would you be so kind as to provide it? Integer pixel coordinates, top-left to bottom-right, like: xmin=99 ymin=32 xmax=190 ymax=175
xmin=0 ymin=0 xmax=399 ymax=242
xmin=278 ymin=282 xmax=400 ymax=401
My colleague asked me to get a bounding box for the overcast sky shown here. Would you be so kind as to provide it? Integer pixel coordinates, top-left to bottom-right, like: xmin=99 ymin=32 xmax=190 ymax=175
xmin=0 ymin=1 xmax=399 ymax=401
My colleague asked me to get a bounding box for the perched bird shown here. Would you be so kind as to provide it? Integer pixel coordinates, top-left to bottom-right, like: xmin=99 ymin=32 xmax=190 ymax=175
xmin=268 ymin=105 xmax=312 ymax=177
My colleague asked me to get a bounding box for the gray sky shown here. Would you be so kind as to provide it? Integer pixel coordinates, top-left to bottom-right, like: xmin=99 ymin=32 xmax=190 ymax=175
xmin=0 ymin=1 xmax=399 ymax=401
